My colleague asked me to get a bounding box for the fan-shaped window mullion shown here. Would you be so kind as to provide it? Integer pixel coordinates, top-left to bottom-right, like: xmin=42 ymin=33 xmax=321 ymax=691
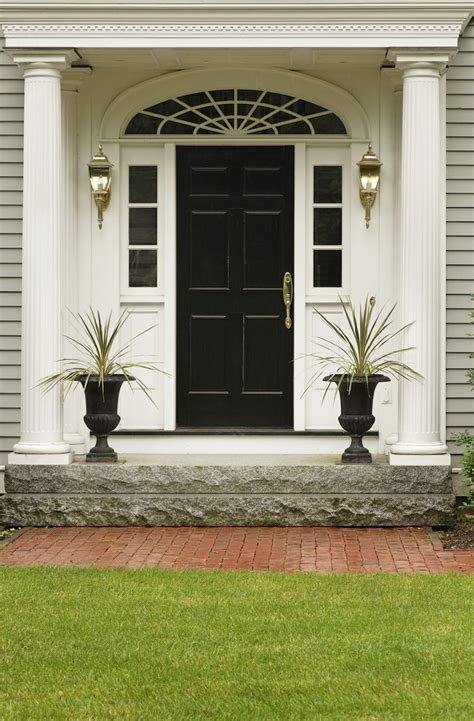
xmin=124 ymin=89 xmax=347 ymax=136
xmin=205 ymin=91 xmax=234 ymax=131
xmin=242 ymin=97 xmax=300 ymax=133
xmin=239 ymin=90 xmax=268 ymax=131
xmin=172 ymin=99 xmax=228 ymax=133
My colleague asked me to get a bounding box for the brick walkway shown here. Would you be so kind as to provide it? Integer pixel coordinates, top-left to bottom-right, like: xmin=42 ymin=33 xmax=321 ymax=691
xmin=1 ymin=526 xmax=473 ymax=572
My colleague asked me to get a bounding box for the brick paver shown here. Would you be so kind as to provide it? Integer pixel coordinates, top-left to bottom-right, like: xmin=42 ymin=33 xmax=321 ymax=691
xmin=1 ymin=527 xmax=473 ymax=573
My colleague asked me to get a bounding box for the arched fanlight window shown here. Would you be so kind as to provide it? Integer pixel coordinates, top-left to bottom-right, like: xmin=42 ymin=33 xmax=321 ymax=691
xmin=124 ymin=89 xmax=347 ymax=136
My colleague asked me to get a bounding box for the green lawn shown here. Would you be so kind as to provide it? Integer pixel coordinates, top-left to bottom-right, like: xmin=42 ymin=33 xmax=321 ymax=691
xmin=1 ymin=569 xmax=473 ymax=720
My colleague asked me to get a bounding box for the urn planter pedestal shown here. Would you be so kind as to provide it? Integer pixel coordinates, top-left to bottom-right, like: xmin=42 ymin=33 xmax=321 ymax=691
xmin=323 ymin=374 xmax=390 ymax=464
xmin=78 ymin=375 xmax=128 ymax=463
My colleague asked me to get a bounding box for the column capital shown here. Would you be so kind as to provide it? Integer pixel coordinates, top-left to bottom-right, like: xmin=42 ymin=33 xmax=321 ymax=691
xmin=5 ymin=48 xmax=80 ymax=75
xmin=387 ymin=49 xmax=455 ymax=75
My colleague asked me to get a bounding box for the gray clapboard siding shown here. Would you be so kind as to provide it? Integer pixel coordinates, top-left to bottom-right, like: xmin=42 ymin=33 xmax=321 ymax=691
xmin=446 ymin=19 xmax=474 ymax=467
xmin=0 ymin=35 xmax=22 ymax=465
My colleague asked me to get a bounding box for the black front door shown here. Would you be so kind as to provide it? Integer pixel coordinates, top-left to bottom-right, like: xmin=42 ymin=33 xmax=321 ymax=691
xmin=177 ymin=146 xmax=294 ymax=428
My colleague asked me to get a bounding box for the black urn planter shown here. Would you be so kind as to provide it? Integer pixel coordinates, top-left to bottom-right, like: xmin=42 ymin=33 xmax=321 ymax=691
xmin=77 ymin=375 xmax=128 ymax=463
xmin=323 ymin=374 xmax=390 ymax=464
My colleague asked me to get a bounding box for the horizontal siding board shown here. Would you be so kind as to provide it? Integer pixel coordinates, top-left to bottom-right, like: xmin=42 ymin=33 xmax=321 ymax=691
xmin=0 ymin=206 xmax=22 ymax=219
xmin=0 ymin=366 xmax=20 ymax=380
xmin=0 ymin=190 xmax=22 ymax=204
xmin=0 ymin=164 xmax=23 ymax=177
xmin=0 ymin=149 xmax=23 ymax=163
xmin=0 ymin=108 xmax=23 ymax=121
xmin=446 ymin=122 xmax=474 ymax=136
xmin=447 ymin=179 xmax=474 ymax=193
xmin=0 ymin=249 xmax=21 ymax=263
xmin=0 ymin=177 xmax=22 ymax=190
xmin=0 ymin=350 xmax=20 ymax=365
xmin=447 ymin=295 xmax=473 ymax=310
xmin=447 ymin=353 xmax=472 ymax=369
xmin=446 ymin=94 xmax=474 ymax=109
xmin=446 ymin=193 xmax=474 ymax=207
xmin=0 ymin=321 xmax=20 ymax=335
xmin=0 ymin=136 xmax=24 ymax=149
xmin=0 ymin=235 xmax=22 ymax=248
xmin=446 ymin=399 xmax=473 ymax=413
xmin=0 ymin=379 xmax=20 ymax=392
xmin=0 ymin=423 xmax=21 ymax=437
xmin=0 ymin=264 xmax=21 ymax=278
xmin=0 ymin=80 xmax=25 ymax=93
xmin=0 ymin=121 xmax=24 ymax=134
xmin=0 ymin=95 xmax=24 ymax=108
xmin=0 ymin=394 xmax=20 ymax=408
xmin=447 ymin=413 xmax=474 ymax=427
xmin=447 ymin=280 xmax=474 ymax=294
xmin=446 ymin=251 xmax=474 ymax=264
xmin=446 ymin=207 xmax=474 ymax=222
xmin=1 ymin=408 xmax=20 ymax=422
xmin=447 ymin=80 xmax=474 ymax=94
xmin=447 ymin=383 xmax=473 ymax=397
xmin=445 ymin=65 xmax=474 ymax=80
xmin=446 ymin=237 xmax=474 ymax=251
xmin=446 ymin=264 xmax=474 ymax=280
xmin=0 ymin=292 xmax=21 ymax=306
xmin=446 ymin=150 xmax=474 ymax=165
xmin=447 ymin=138 xmax=474 ymax=151
xmin=446 ymin=322 xmax=473 ymax=337
xmin=1 ymin=336 xmax=21 ymax=350
xmin=447 ymin=338 xmax=473 ymax=353
xmin=447 ymin=309 xmax=474 ymax=323
xmin=446 ymin=222 xmax=473 ymax=236
xmin=446 ymin=165 xmax=474 ymax=179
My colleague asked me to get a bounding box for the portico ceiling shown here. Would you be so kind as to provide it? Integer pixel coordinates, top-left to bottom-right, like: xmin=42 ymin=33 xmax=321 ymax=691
xmin=76 ymin=47 xmax=387 ymax=70
xmin=0 ymin=1 xmax=472 ymax=50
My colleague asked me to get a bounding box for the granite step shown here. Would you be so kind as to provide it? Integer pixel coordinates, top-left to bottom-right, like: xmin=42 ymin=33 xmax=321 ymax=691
xmin=0 ymin=455 xmax=455 ymax=527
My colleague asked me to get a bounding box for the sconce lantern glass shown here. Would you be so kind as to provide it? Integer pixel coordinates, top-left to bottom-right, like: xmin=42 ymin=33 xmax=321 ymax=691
xmin=357 ymin=143 xmax=382 ymax=228
xmin=88 ymin=145 xmax=113 ymax=229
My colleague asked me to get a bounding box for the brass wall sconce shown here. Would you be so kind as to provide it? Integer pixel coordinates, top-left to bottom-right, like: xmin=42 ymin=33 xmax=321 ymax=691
xmin=88 ymin=144 xmax=113 ymax=229
xmin=357 ymin=143 xmax=382 ymax=228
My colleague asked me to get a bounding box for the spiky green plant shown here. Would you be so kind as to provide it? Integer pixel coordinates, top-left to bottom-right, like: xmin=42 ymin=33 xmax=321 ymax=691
xmin=305 ymin=295 xmax=422 ymax=396
xmin=39 ymin=308 xmax=165 ymax=405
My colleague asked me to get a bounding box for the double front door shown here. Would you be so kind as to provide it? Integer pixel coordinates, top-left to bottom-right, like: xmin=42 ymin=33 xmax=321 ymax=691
xmin=177 ymin=146 xmax=294 ymax=428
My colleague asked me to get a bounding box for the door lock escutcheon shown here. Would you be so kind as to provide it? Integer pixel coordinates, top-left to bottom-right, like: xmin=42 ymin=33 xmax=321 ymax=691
xmin=282 ymin=272 xmax=293 ymax=329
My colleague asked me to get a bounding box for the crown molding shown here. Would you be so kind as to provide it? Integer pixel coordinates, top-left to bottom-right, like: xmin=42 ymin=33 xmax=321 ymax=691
xmin=0 ymin=4 xmax=471 ymax=50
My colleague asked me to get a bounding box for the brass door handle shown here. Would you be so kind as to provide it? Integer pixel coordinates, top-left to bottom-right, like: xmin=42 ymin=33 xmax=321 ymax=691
xmin=282 ymin=272 xmax=293 ymax=329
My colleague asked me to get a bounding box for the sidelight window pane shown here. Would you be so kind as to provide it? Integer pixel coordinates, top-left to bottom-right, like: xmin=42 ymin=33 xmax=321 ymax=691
xmin=129 ymin=249 xmax=157 ymax=287
xmin=129 ymin=208 xmax=157 ymax=245
xmin=129 ymin=166 xmax=157 ymax=203
xmin=313 ymin=208 xmax=342 ymax=246
xmin=313 ymin=166 xmax=342 ymax=203
xmin=313 ymin=250 xmax=342 ymax=288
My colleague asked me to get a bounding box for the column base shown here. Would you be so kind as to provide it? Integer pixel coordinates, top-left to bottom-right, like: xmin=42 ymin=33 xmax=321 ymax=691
xmin=8 ymin=450 xmax=74 ymax=465
xmin=389 ymin=452 xmax=451 ymax=467
xmin=7 ymin=441 xmax=74 ymax=466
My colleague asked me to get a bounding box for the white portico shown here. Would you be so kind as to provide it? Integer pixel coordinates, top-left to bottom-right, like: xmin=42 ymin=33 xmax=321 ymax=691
xmin=1 ymin=1 xmax=472 ymax=469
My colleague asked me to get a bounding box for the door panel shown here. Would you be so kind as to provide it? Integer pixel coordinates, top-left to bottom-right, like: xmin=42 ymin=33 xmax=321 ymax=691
xmin=177 ymin=146 xmax=294 ymax=428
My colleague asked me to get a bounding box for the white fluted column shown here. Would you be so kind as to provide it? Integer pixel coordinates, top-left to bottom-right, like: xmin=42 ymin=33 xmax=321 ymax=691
xmin=8 ymin=50 xmax=78 ymax=465
xmin=388 ymin=52 xmax=451 ymax=466
xmin=61 ymin=69 xmax=91 ymax=456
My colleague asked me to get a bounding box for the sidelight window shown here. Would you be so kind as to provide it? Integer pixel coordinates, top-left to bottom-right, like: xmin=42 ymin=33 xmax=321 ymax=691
xmin=312 ymin=165 xmax=343 ymax=288
xmin=127 ymin=165 xmax=158 ymax=287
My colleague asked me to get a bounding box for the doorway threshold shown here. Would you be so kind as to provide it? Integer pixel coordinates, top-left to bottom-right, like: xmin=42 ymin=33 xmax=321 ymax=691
xmin=107 ymin=430 xmax=380 ymax=456
xmin=112 ymin=428 xmax=378 ymax=436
